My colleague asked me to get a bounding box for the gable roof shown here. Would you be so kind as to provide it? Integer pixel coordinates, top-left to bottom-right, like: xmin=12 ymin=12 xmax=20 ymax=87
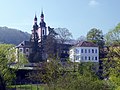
xmin=75 ymin=41 xmax=98 ymax=47
xmin=16 ymin=41 xmax=32 ymax=48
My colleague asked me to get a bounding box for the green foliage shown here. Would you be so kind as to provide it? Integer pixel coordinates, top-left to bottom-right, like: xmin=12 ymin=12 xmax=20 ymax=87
xmin=0 ymin=44 xmax=17 ymax=89
xmin=102 ymin=39 xmax=120 ymax=89
xmin=0 ymin=26 xmax=30 ymax=45
xmin=87 ymin=28 xmax=104 ymax=48
xmin=55 ymin=62 xmax=114 ymax=90
xmin=28 ymin=58 xmax=63 ymax=86
xmin=28 ymin=58 xmax=115 ymax=90
xmin=105 ymin=23 xmax=120 ymax=45
xmin=104 ymin=23 xmax=120 ymax=88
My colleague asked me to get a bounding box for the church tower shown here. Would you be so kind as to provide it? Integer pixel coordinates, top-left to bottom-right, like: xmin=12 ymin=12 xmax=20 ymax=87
xmin=30 ymin=15 xmax=39 ymax=53
xmin=38 ymin=11 xmax=47 ymax=42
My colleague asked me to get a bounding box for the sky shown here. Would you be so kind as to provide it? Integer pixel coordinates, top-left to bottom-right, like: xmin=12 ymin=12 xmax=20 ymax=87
xmin=0 ymin=0 xmax=120 ymax=39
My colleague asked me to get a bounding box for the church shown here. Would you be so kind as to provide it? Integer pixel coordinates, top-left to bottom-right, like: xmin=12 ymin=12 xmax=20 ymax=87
xmin=16 ymin=11 xmax=72 ymax=63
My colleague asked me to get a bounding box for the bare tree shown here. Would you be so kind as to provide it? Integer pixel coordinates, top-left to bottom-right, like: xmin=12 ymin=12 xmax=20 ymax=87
xmin=54 ymin=28 xmax=73 ymax=44
xmin=76 ymin=36 xmax=86 ymax=43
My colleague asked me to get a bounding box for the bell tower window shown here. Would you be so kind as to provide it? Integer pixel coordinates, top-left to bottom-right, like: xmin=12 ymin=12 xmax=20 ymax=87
xmin=43 ymin=29 xmax=44 ymax=35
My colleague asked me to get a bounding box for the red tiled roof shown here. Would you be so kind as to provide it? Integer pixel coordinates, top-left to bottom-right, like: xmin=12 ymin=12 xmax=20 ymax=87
xmin=75 ymin=41 xmax=98 ymax=47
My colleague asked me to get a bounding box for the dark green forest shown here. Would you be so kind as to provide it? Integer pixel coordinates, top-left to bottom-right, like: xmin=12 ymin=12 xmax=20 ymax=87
xmin=0 ymin=26 xmax=30 ymax=45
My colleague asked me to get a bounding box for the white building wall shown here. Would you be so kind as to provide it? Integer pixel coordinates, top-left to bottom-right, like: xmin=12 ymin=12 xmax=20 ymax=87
xmin=69 ymin=47 xmax=99 ymax=63
xmin=69 ymin=48 xmax=75 ymax=62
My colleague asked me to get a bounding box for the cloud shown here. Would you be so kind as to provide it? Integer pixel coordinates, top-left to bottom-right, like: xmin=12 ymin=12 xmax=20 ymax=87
xmin=89 ymin=0 xmax=99 ymax=7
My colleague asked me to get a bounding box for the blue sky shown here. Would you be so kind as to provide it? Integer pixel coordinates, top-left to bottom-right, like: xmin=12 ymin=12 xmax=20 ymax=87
xmin=0 ymin=0 xmax=120 ymax=39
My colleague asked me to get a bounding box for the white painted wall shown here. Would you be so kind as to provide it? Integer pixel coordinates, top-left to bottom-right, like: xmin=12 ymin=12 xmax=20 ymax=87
xmin=69 ymin=47 xmax=99 ymax=63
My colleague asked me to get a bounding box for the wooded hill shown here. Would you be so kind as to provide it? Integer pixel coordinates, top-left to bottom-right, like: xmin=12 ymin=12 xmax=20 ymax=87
xmin=0 ymin=26 xmax=30 ymax=45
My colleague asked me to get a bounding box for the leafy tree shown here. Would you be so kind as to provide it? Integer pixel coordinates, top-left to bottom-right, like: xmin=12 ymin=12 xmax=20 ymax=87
xmin=28 ymin=58 xmax=114 ymax=90
xmin=0 ymin=44 xmax=28 ymax=89
xmin=87 ymin=28 xmax=104 ymax=48
xmin=0 ymin=44 xmax=16 ymax=90
xmin=105 ymin=23 xmax=120 ymax=46
xmin=104 ymin=23 xmax=120 ymax=89
xmin=102 ymin=46 xmax=120 ymax=89
xmin=28 ymin=58 xmax=63 ymax=89
xmin=87 ymin=28 xmax=105 ymax=58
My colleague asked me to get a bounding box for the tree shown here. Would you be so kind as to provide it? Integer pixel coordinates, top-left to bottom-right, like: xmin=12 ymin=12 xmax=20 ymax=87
xmin=44 ymin=26 xmax=58 ymax=58
xmin=54 ymin=28 xmax=73 ymax=44
xmin=105 ymin=23 xmax=120 ymax=46
xmin=0 ymin=44 xmax=28 ymax=89
xmin=28 ymin=58 xmax=63 ymax=89
xmin=87 ymin=28 xmax=104 ymax=48
xmin=87 ymin=28 xmax=105 ymax=58
xmin=76 ymin=35 xmax=86 ymax=43
xmin=0 ymin=44 xmax=16 ymax=90
xmin=104 ymin=23 xmax=120 ymax=89
xmin=28 ymin=58 xmax=114 ymax=90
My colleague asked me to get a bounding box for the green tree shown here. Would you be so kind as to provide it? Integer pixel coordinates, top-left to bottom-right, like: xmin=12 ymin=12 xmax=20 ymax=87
xmin=104 ymin=23 xmax=120 ymax=89
xmin=87 ymin=28 xmax=104 ymax=48
xmin=0 ymin=44 xmax=16 ymax=90
xmin=28 ymin=58 xmax=63 ymax=89
xmin=28 ymin=59 xmax=114 ymax=90
xmin=87 ymin=28 xmax=105 ymax=58
xmin=106 ymin=23 xmax=120 ymax=46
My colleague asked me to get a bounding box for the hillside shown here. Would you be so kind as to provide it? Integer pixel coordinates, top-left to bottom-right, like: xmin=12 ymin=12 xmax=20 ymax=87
xmin=0 ymin=27 xmax=30 ymax=45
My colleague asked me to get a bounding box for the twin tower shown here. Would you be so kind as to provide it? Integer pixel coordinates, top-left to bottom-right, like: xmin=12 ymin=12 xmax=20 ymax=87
xmin=30 ymin=11 xmax=47 ymax=43
xmin=29 ymin=11 xmax=48 ymax=62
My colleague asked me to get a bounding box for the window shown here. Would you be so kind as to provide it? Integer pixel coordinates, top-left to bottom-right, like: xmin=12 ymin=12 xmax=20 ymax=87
xmin=95 ymin=57 xmax=97 ymax=60
xmin=75 ymin=49 xmax=79 ymax=54
xmin=19 ymin=48 xmax=22 ymax=52
xmin=85 ymin=56 xmax=87 ymax=60
xmin=88 ymin=56 xmax=91 ymax=60
xmin=81 ymin=56 xmax=84 ymax=60
xmin=95 ymin=49 xmax=97 ymax=53
xmin=85 ymin=49 xmax=87 ymax=53
xmin=75 ymin=56 xmax=79 ymax=60
xmin=26 ymin=48 xmax=29 ymax=52
xmin=81 ymin=49 xmax=83 ymax=53
xmin=43 ymin=29 xmax=44 ymax=35
xmin=88 ymin=49 xmax=90 ymax=53
xmin=92 ymin=56 xmax=94 ymax=60
xmin=92 ymin=49 xmax=94 ymax=53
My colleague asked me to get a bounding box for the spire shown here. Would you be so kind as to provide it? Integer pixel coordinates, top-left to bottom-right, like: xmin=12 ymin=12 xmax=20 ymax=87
xmin=33 ymin=14 xmax=38 ymax=30
xmin=39 ymin=9 xmax=46 ymax=27
xmin=41 ymin=9 xmax=44 ymax=19
xmin=34 ymin=14 xmax=37 ymax=21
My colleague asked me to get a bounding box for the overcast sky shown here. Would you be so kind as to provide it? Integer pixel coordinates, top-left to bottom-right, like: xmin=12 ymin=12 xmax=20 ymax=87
xmin=0 ymin=0 xmax=120 ymax=39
